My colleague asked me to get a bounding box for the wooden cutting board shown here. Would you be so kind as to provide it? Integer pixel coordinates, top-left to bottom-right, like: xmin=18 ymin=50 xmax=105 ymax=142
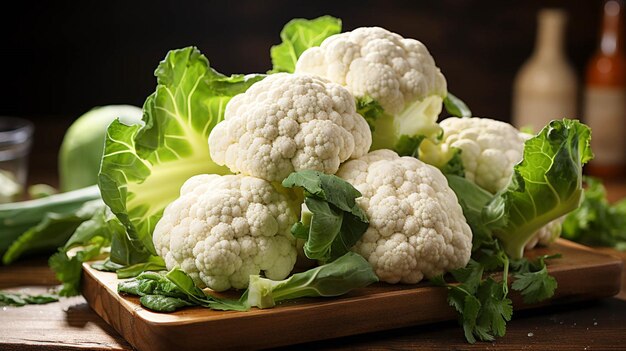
xmin=81 ymin=239 xmax=623 ymax=351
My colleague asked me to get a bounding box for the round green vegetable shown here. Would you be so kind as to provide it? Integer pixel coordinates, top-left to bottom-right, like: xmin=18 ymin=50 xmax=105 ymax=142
xmin=59 ymin=105 xmax=143 ymax=192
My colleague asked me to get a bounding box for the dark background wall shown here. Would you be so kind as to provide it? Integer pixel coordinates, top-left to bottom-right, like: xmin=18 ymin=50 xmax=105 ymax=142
xmin=0 ymin=0 xmax=605 ymax=184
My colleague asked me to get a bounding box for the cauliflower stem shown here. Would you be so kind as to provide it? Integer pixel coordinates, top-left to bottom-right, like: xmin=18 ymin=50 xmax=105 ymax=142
xmin=368 ymin=95 xmax=444 ymax=152
xmin=247 ymin=252 xmax=378 ymax=309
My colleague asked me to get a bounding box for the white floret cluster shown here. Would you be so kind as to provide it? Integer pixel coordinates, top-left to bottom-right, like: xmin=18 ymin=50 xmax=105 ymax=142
xmin=437 ymin=117 xmax=530 ymax=194
xmin=209 ymin=73 xmax=372 ymax=182
xmin=153 ymin=174 xmax=298 ymax=291
xmin=296 ymin=27 xmax=447 ymax=114
xmin=337 ymin=150 xmax=472 ymax=284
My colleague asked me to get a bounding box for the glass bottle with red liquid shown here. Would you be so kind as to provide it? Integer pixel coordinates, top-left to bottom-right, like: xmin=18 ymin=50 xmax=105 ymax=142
xmin=585 ymin=0 xmax=626 ymax=179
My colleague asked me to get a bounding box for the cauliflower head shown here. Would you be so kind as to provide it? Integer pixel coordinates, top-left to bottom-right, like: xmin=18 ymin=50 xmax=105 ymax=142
xmin=295 ymin=27 xmax=447 ymax=151
xmin=152 ymin=174 xmax=298 ymax=291
xmin=426 ymin=117 xmax=530 ymax=194
xmin=336 ymin=150 xmax=472 ymax=284
xmin=295 ymin=27 xmax=446 ymax=115
xmin=208 ymin=73 xmax=372 ymax=182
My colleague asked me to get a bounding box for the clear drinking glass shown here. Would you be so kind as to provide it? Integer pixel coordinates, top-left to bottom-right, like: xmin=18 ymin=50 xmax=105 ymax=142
xmin=0 ymin=117 xmax=34 ymax=203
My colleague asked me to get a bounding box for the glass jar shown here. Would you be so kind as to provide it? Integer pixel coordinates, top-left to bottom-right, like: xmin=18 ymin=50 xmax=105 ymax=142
xmin=0 ymin=117 xmax=34 ymax=202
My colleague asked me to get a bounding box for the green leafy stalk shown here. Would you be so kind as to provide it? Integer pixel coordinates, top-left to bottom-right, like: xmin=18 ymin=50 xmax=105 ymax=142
xmin=282 ymin=170 xmax=369 ymax=263
xmin=270 ymin=16 xmax=341 ymax=73
xmin=247 ymin=252 xmax=378 ymax=308
xmin=3 ymin=199 xmax=103 ymax=264
xmin=0 ymin=185 xmax=100 ymax=258
xmin=484 ymin=120 xmax=593 ymax=259
xmin=98 ymin=47 xmax=263 ymax=262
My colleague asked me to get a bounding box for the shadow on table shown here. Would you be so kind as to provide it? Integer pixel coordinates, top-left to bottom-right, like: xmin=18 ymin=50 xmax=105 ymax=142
xmin=275 ymin=298 xmax=626 ymax=351
xmin=64 ymin=302 xmax=94 ymax=328
xmin=64 ymin=301 xmax=119 ymax=331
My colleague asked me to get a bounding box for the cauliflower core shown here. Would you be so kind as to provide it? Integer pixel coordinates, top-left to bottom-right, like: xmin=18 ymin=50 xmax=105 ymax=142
xmin=295 ymin=27 xmax=447 ymax=115
xmin=437 ymin=117 xmax=530 ymax=194
xmin=337 ymin=150 xmax=472 ymax=284
xmin=152 ymin=174 xmax=298 ymax=291
xmin=209 ymin=73 xmax=372 ymax=182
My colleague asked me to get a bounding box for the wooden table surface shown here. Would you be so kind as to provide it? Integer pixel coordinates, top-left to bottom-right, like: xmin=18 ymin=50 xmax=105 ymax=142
xmin=1 ymin=182 xmax=625 ymax=350
xmin=1 ymin=250 xmax=625 ymax=350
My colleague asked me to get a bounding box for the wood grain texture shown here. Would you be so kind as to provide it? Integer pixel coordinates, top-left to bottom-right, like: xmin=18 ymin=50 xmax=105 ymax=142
xmin=0 ymin=258 xmax=58 ymax=289
xmin=0 ymin=259 xmax=132 ymax=350
xmin=81 ymin=239 xmax=623 ymax=351
xmin=0 ymin=286 xmax=132 ymax=351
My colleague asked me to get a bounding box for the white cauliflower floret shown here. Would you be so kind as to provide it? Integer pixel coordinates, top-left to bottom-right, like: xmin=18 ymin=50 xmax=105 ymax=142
xmin=152 ymin=174 xmax=298 ymax=291
xmin=337 ymin=150 xmax=472 ymax=284
xmin=296 ymin=27 xmax=446 ymax=115
xmin=431 ymin=117 xmax=530 ymax=194
xmin=208 ymin=73 xmax=372 ymax=182
xmin=296 ymin=27 xmax=447 ymax=151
